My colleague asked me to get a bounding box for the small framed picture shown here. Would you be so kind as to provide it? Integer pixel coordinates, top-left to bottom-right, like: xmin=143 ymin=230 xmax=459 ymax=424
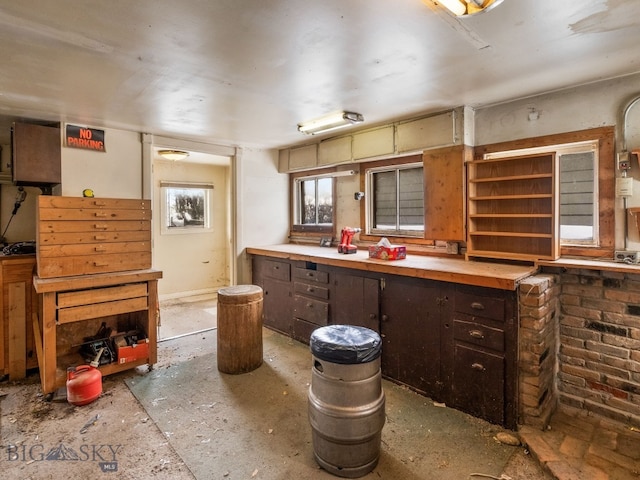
xmin=320 ymin=237 xmax=332 ymax=247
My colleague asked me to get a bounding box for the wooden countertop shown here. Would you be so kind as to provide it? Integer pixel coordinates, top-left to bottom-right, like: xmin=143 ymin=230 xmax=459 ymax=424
xmin=33 ymin=268 xmax=163 ymax=293
xmin=247 ymin=244 xmax=537 ymax=290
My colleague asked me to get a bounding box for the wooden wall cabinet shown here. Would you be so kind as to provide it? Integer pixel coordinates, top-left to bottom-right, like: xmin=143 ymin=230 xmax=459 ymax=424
xmin=12 ymin=122 xmax=61 ymax=187
xmin=467 ymin=152 xmax=559 ymax=261
xmin=0 ymin=255 xmax=38 ymax=379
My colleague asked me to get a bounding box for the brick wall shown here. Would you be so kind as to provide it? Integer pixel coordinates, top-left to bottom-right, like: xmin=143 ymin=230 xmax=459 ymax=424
xmin=551 ymin=268 xmax=640 ymax=428
xmin=518 ymin=274 xmax=560 ymax=428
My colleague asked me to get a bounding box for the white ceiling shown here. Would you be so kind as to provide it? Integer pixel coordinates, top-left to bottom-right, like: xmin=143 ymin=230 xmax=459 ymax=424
xmin=0 ymin=0 xmax=639 ymax=150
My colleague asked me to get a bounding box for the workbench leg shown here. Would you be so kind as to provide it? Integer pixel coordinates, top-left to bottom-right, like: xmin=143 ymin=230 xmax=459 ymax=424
xmin=41 ymin=292 xmax=57 ymax=394
xmin=147 ymin=279 xmax=158 ymax=366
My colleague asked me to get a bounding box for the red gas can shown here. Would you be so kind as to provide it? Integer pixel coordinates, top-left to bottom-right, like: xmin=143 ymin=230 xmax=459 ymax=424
xmin=66 ymin=365 xmax=102 ymax=406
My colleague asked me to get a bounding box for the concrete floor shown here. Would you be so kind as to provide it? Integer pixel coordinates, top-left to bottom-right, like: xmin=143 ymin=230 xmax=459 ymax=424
xmin=0 ymin=295 xmax=553 ymax=479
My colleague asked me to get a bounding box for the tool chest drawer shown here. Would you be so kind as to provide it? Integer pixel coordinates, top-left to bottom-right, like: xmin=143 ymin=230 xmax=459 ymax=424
xmin=36 ymin=196 xmax=152 ymax=278
xmin=293 ymin=295 xmax=329 ymax=326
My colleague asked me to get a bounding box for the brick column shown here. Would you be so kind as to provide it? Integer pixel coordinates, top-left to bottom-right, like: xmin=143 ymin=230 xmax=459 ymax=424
xmin=518 ymin=274 xmax=560 ymax=428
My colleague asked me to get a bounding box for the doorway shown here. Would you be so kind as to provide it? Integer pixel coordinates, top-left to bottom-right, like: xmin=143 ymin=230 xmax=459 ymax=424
xmin=150 ymin=146 xmax=234 ymax=340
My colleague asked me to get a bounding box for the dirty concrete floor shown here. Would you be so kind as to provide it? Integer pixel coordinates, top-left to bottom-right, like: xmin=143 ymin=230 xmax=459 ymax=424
xmin=0 ymin=327 xmax=550 ymax=480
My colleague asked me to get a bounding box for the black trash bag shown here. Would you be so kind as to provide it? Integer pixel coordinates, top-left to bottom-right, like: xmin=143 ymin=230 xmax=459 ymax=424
xmin=310 ymin=324 xmax=382 ymax=364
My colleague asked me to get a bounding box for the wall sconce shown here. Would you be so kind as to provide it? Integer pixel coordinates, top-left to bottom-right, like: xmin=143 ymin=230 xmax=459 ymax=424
xmin=435 ymin=0 xmax=504 ymax=16
xmin=298 ymin=111 xmax=364 ymax=135
xmin=158 ymin=149 xmax=190 ymax=161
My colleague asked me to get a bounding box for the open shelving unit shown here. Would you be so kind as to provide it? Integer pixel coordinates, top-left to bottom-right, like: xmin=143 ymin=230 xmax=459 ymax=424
xmin=467 ymin=152 xmax=559 ymax=262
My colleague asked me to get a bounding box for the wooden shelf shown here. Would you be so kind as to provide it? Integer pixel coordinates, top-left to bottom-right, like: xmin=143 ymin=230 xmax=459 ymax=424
xmin=470 ymin=173 xmax=553 ymax=183
xmin=467 ymin=152 xmax=559 ymax=262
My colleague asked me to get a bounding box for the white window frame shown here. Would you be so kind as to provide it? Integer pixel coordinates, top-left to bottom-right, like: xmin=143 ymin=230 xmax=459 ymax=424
xmin=160 ymin=182 xmax=214 ymax=235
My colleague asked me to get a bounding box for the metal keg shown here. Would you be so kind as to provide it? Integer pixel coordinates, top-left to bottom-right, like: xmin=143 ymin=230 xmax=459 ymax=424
xmin=308 ymin=325 xmax=385 ymax=478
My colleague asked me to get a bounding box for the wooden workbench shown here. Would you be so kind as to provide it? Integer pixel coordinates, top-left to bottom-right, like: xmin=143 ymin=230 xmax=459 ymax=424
xmin=247 ymin=244 xmax=537 ymax=290
xmin=33 ymin=269 xmax=162 ymax=394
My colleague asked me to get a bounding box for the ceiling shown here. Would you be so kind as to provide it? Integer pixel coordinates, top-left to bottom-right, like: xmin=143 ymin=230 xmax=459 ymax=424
xmin=1 ymin=0 xmax=639 ymax=151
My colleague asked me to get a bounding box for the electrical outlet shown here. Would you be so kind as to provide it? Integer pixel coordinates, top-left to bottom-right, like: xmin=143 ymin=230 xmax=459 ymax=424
xmin=614 ymin=250 xmax=639 ymax=264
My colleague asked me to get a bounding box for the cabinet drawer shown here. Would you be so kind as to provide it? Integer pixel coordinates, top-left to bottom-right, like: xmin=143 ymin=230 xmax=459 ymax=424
xmin=38 ymin=207 xmax=150 ymax=222
xmin=456 ymin=291 xmax=505 ymax=321
xmin=39 ymin=241 xmax=150 ymax=258
xmin=292 ymin=318 xmax=321 ymax=344
xmin=38 ymin=224 xmax=151 ymax=244
xmin=293 ymin=295 xmax=329 ymax=325
xmin=39 ymin=196 xmax=150 ymax=211
xmin=38 ymin=252 xmax=152 ymax=278
xmin=58 ymin=283 xmax=148 ymax=308
xmin=261 ymin=260 xmax=291 ymax=282
xmin=294 ymin=281 xmax=329 ymax=300
xmin=453 ymin=319 xmax=504 ymax=352
xmin=58 ymin=297 xmax=149 ymax=324
xmin=293 ymin=267 xmax=328 ymax=284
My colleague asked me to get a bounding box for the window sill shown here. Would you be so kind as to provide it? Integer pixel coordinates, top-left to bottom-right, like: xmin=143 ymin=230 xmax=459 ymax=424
xmin=537 ymin=257 xmax=640 ymax=274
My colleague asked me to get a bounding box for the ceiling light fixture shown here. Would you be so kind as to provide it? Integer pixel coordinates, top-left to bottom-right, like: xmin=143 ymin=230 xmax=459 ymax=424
xmin=436 ymin=0 xmax=504 ymax=16
xmin=158 ymin=149 xmax=190 ymax=161
xmin=298 ymin=111 xmax=364 ymax=135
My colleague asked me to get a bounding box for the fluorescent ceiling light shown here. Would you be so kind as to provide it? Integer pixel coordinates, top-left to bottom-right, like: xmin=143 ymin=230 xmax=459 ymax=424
xmin=158 ymin=149 xmax=190 ymax=161
xmin=438 ymin=0 xmax=466 ymax=16
xmin=298 ymin=111 xmax=364 ymax=135
xmin=435 ymin=0 xmax=504 ymax=16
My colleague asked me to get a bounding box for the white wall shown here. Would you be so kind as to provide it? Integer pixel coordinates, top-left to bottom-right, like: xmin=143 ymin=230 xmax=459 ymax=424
xmin=153 ymin=159 xmax=230 ymax=297
xmin=0 ymin=127 xmax=143 ymax=244
xmin=62 ymin=128 xmax=142 ymax=198
xmin=235 ymin=147 xmax=290 ymax=284
xmin=475 ymin=72 xmax=640 ymax=250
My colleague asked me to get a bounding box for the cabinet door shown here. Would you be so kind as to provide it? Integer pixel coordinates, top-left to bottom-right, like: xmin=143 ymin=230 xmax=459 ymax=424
xmin=332 ymin=272 xmax=379 ymax=332
xmin=423 ymin=145 xmax=468 ymax=241
xmin=380 ymin=276 xmax=443 ymax=398
xmin=12 ymin=122 xmax=61 ymax=185
xmin=261 ymin=278 xmax=293 ymax=336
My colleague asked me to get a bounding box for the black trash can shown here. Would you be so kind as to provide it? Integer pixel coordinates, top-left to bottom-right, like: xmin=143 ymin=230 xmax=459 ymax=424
xmin=308 ymin=325 xmax=385 ymax=478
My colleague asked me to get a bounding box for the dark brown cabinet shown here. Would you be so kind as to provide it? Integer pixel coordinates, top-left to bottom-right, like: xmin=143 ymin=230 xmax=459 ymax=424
xmin=380 ymin=275 xmax=452 ymax=402
xmin=292 ymin=265 xmax=330 ymax=343
xmin=253 ymin=257 xmax=293 ymax=336
xmin=12 ymin=122 xmax=61 ymax=187
xmin=451 ymin=284 xmax=518 ymax=427
xmin=251 ymin=254 xmax=518 ymax=428
xmin=331 ymin=270 xmax=379 ymax=332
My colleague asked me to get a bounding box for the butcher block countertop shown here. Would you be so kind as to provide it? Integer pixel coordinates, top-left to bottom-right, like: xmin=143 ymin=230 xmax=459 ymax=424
xmin=247 ymin=244 xmax=538 ymax=290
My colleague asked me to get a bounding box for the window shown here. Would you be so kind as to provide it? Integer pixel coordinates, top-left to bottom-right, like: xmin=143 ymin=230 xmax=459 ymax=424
xmin=366 ymin=163 xmax=424 ymax=237
xmin=484 ymin=140 xmax=599 ymax=247
xmin=292 ymin=175 xmax=334 ymax=232
xmin=160 ymin=182 xmax=213 ymax=234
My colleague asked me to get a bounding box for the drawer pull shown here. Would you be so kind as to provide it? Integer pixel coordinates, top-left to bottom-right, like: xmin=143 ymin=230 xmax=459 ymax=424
xmin=273 ymin=266 xmax=279 ymax=270
xmin=93 ymin=201 xmax=107 ymax=206
xmin=95 ymin=212 xmax=108 ymax=217
xmin=94 ymin=224 xmax=108 ymax=230
xmin=94 ymin=261 xmax=109 ymax=267
xmin=469 ymin=329 xmax=485 ymax=339
xmin=307 ymin=286 xmax=314 ymax=293
xmin=94 ymin=235 xmax=107 ymax=240
xmin=471 ymin=302 xmax=485 ymax=310
xmin=471 ymin=363 xmax=486 ymax=371
xmin=307 ymin=303 xmax=313 ymax=308
xmin=94 ymin=246 xmax=107 ymax=252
